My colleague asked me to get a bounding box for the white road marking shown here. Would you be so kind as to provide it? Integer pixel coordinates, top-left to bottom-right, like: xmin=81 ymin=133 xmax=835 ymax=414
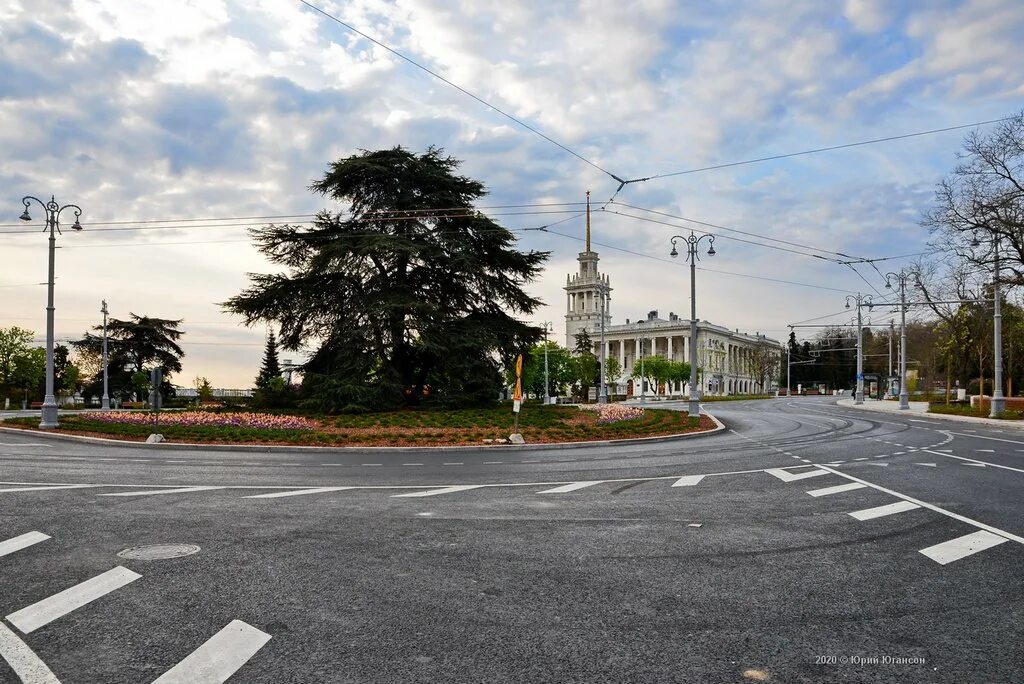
xmin=865 ymin=462 xmax=889 ymax=467
xmin=100 ymin=486 xmax=226 ymax=497
xmin=806 ymin=482 xmax=866 ymax=497
xmin=244 ymin=487 xmax=356 ymax=499
xmin=392 ymin=485 xmax=483 ymax=498
xmin=961 ymin=463 xmax=986 ymax=468
xmin=849 ymin=500 xmax=921 ymax=520
xmin=0 ymin=443 xmax=51 ymax=448
xmin=537 ymin=481 xmax=603 ymax=494
xmin=765 ymin=468 xmax=829 ymax=482
xmin=0 ymin=531 xmax=51 ymax=559
xmin=913 ymin=463 xmax=937 ymax=467
xmin=976 ymin=449 xmax=995 ymax=453
xmin=0 ymin=622 xmax=61 ymax=684
xmin=483 ymin=461 xmax=503 ymax=465
xmin=6 ymin=566 xmax=141 ymax=634
xmin=152 ymin=619 xmax=271 ymax=684
xmin=402 ymin=463 xmax=423 ymax=466
xmin=442 ymin=462 xmax=463 ymax=466
xmin=360 ymin=463 xmax=382 ymax=467
xmin=893 ymin=452 xmax=905 ymax=455
xmin=0 ymin=485 xmax=96 ymax=494
xmin=671 ymin=475 xmax=706 ymax=487
xmin=853 ymin=457 xmax=869 ymax=461
xmin=923 ymin=449 xmax=1024 ymax=474
xmin=919 ymin=530 xmax=1009 ymax=565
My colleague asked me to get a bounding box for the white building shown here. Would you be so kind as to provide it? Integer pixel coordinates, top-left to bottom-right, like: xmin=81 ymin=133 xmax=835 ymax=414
xmin=565 ymin=197 xmax=780 ymax=397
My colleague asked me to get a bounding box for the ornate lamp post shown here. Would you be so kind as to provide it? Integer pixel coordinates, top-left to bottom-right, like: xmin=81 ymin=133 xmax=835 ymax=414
xmin=845 ymin=293 xmax=873 ymax=405
xmin=542 ymin=321 xmax=551 ymax=405
xmin=971 ymin=233 xmax=1005 ymax=416
xmin=19 ymin=195 xmax=83 ymax=428
xmin=885 ymin=270 xmax=911 ymax=410
xmin=670 ymin=231 xmax=716 ymax=418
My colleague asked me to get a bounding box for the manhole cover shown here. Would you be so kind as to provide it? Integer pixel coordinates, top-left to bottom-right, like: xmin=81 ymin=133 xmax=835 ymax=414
xmin=117 ymin=543 xmax=200 ymax=560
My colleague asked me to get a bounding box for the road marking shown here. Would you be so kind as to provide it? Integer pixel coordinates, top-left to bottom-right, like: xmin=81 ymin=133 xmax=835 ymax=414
xmin=0 ymin=531 xmax=50 ymax=558
xmin=392 ymin=485 xmax=483 ymax=498
xmin=961 ymin=463 xmax=986 ymax=468
xmin=442 ymin=462 xmax=464 ymax=466
xmin=244 ymin=487 xmax=356 ymax=499
xmin=976 ymin=449 xmax=995 ymax=453
xmin=483 ymin=461 xmax=503 ymax=465
xmin=0 ymin=485 xmax=96 ymax=494
xmin=100 ymin=486 xmax=226 ymax=497
xmin=361 ymin=463 xmax=382 ymax=467
xmin=402 ymin=463 xmax=423 ymax=466
xmin=806 ymin=482 xmax=866 ymax=497
xmin=0 ymin=443 xmax=50 ymax=447
xmin=152 ymin=619 xmax=271 ymax=684
xmin=923 ymin=449 xmax=1024 ymax=474
xmin=919 ymin=530 xmax=1009 ymax=565
xmin=849 ymin=501 xmax=921 ymax=521
xmin=765 ymin=468 xmax=829 ymax=482
xmin=913 ymin=462 xmax=937 ymax=467
xmin=671 ymin=475 xmax=706 ymax=487
xmin=853 ymin=457 xmax=869 ymax=461
xmin=865 ymin=462 xmax=889 ymax=466
xmin=948 ymin=431 xmax=1024 ymax=446
xmin=537 ymin=481 xmax=603 ymax=494
xmin=0 ymin=622 xmax=61 ymax=684
xmin=893 ymin=452 xmax=905 ymax=455
xmin=814 ymin=464 xmax=1024 ymax=544
xmin=6 ymin=566 xmax=141 ymax=634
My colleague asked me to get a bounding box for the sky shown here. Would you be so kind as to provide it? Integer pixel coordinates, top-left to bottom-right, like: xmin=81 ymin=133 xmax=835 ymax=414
xmin=1 ymin=0 xmax=1022 ymax=388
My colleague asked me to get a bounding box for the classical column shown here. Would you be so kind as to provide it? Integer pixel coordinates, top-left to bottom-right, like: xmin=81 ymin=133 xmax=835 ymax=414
xmin=619 ymin=339 xmax=625 ymax=369
xmin=667 ymin=336 xmax=673 ymax=361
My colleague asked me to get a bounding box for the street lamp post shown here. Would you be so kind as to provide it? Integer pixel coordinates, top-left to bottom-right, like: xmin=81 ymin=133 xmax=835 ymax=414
xmin=990 ymin=238 xmax=1005 ymax=417
xmin=885 ymin=271 xmax=911 ymax=410
xmin=786 ymin=327 xmax=792 ymax=397
xmin=639 ymin=339 xmax=646 ymax=404
xmin=671 ymin=232 xmax=716 ymax=418
xmin=845 ymin=294 xmax=873 ymax=405
xmin=101 ymin=300 xmax=110 ymax=410
xmin=598 ymin=280 xmax=609 ymax=404
xmin=19 ymin=195 xmax=83 ymax=428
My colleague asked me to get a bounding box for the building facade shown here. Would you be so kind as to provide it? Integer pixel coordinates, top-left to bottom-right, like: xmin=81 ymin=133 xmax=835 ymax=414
xmin=564 ymin=198 xmax=780 ymax=397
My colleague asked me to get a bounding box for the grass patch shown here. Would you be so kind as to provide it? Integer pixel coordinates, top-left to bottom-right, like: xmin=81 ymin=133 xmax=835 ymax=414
xmin=2 ymin=403 xmax=714 ymax=446
xmin=927 ymin=403 xmax=1024 ymax=420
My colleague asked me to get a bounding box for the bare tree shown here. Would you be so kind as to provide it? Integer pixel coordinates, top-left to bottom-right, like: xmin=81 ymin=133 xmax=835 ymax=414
xmin=748 ymin=339 xmax=782 ymax=394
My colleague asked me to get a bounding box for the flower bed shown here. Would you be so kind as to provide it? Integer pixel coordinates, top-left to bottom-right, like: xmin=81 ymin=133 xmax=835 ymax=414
xmin=579 ymin=404 xmax=645 ymax=424
xmin=85 ymin=411 xmax=319 ymax=430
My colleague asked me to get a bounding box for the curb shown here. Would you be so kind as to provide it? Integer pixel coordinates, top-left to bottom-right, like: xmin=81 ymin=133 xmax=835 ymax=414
xmin=835 ymin=398 xmax=1024 ymax=430
xmin=0 ymin=411 xmax=726 ymax=455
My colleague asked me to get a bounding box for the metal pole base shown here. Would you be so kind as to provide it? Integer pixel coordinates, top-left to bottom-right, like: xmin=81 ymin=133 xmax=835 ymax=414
xmin=598 ymin=394 xmax=608 ymax=404
xmin=898 ymin=393 xmax=910 ymax=410
xmin=854 ymin=390 xmax=864 ymax=405
xmin=989 ymin=396 xmax=1005 ymax=418
xmin=39 ymin=399 xmax=59 ymax=429
xmin=101 ymin=397 xmax=110 ymax=410
xmin=687 ymin=398 xmax=700 ymax=418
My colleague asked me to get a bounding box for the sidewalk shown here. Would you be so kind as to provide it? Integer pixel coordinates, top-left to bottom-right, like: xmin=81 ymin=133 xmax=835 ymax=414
xmin=836 ymin=397 xmax=1024 ymax=430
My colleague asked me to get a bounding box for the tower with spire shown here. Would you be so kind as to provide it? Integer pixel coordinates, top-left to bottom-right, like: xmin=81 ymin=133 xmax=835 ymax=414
xmin=564 ymin=191 xmax=611 ymax=348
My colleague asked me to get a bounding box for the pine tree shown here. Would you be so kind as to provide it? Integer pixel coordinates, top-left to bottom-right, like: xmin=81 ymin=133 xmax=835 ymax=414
xmin=255 ymin=329 xmax=282 ymax=390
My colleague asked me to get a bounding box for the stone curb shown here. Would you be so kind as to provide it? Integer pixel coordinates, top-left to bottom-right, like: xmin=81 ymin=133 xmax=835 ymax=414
xmin=836 ymin=398 xmax=1024 ymax=430
xmin=0 ymin=411 xmax=725 ymax=455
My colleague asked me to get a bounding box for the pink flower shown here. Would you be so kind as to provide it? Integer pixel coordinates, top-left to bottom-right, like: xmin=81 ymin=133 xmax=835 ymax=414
xmin=86 ymin=411 xmax=317 ymax=430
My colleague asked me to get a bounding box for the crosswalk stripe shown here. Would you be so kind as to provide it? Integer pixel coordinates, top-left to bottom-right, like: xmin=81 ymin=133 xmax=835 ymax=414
xmin=848 ymin=500 xmax=921 ymax=521
xmin=100 ymin=486 xmax=226 ymax=497
xmin=244 ymin=487 xmax=356 ymax=499
xmin=0 ymin=622 xmax=61 ymax=684
xmin=671 ymin=475 xmax=705 ymax=487
xmin=536 ymin=481 xmax=603 ymax=494
xmin=152 ymin=619 xmax=271 ymax=684
xmin=0 ymin=531 xmax=50 ymax=559
xmin=391 ymin=485 xmax=483 ymax=498
xmin=765 ymin=468 xmax=829 ymax=482
xmin=6 ymin=566 xmax=141 ymax=634
xmin=919 ymin=530 xmax=1009 ymax=565
xmin=806 ymin=482 xmax=866 ymax=497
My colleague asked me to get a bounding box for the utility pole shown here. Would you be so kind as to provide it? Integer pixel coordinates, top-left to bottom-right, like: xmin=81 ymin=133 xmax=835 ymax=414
xmin=639 ymin=339 xmax=646 ymax=405
xmin=885 ymin=271 xmax=911 ymax=410
xmin=990 ymin=237 xmax=1005 ymax=417
xmin=786 ymin=330 xmax=792 ymax=397
xmin=598 ymin=278 xmax=608 ymax=404
xmin=101 ymin=300 xmax=110 ymax=410
xmin=542 ymin=321 xmax=551 ymax=405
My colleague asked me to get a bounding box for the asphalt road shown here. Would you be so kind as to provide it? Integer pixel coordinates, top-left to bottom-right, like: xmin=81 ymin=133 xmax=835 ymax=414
xmin=1 ymin=397 xmax=1022 ymax=683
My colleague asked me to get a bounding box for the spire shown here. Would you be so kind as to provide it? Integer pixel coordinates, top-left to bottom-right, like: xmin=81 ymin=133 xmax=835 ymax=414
xmin=585 ymin=190 xmax=591 ymax=252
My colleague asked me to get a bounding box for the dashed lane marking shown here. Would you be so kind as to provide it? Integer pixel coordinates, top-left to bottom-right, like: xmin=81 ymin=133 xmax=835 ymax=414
xmin=919 ymin=530 xmax=1009 ymax=565
xmin=976 ymin=449 xmax=995 ymax=453
xmin=962 ymin=463 xmax=986 ymax=468
xmin=806 ymin=482 xmax=866 ymax=497
xmin=0 ymin=531 xmax=50 ymax=559
xmin=6 ymin=566 xmax=141 ymax=634
xmin=152 ymin=619 xmax=271 ymax=684
xmin=671 ymin=475 xmax=706 ymax=487
xmin=923 ymin=449 xmax=1024 ymax=474
xmin=244 ymin=487 xmax=356 ymax=499
xmin=392 ymin=485 xmax=484 ymax=498
xmin=0 ymin=622 xmax=60 ymax=684
xmin=537 ymin=481 xmax=603 ymax=494
xmin=913 ymin=462 xmax=937 ymax=467
xmin=100 ymin=486 xmax=227 ymax=498
xmin=849 ymin=501 xmax=921 ymax=521
xmin=0 ymin=485 xmax=97 ymax=494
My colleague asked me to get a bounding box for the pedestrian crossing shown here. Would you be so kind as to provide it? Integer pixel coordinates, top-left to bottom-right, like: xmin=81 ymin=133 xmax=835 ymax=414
xmin=0 ymin=531 xmax=271 ymax=683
